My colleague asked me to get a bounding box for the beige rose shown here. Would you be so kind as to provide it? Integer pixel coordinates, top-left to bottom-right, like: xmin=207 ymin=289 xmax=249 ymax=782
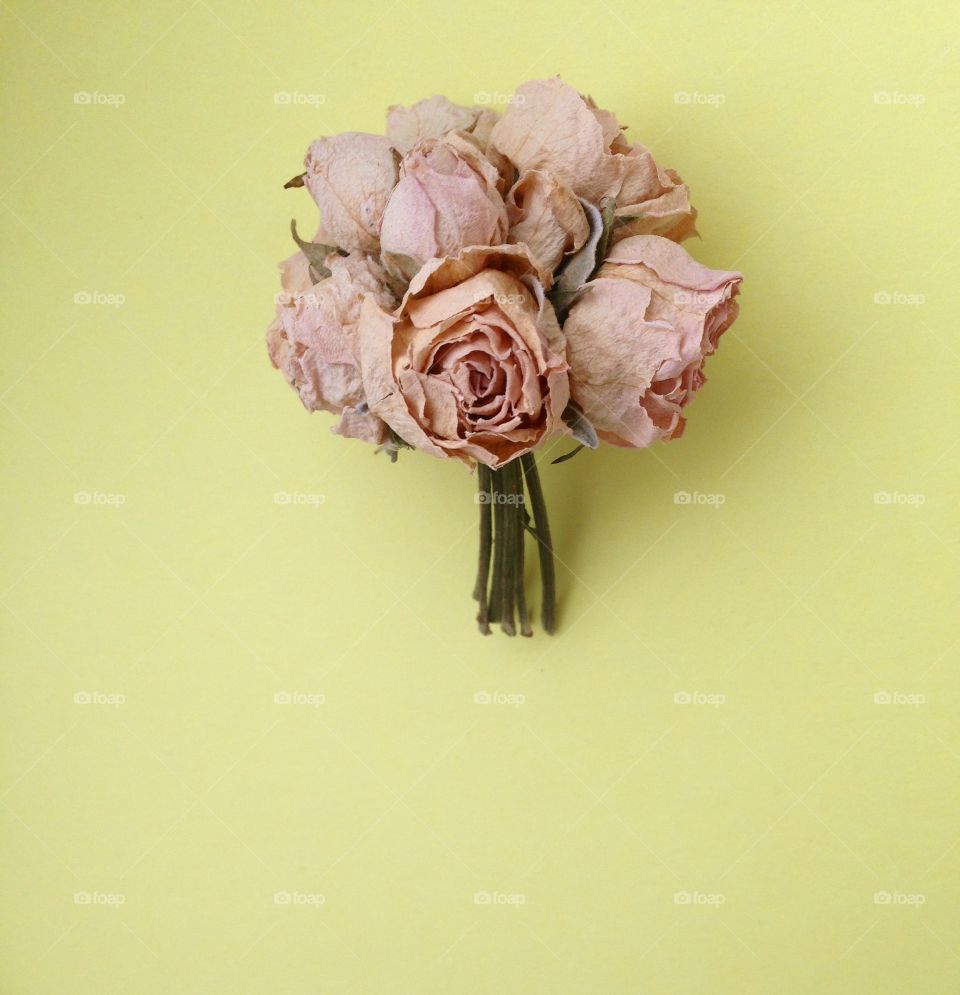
xmin=266 ymin=250 xmax=395 ymax=443
xmin=610 ymin=136 xmax=698 ymax=244
xmin=564 ymin=235 xmax=741 ymax=448
xmin=506 ymin=169 xmax=589 ymax=273
xmin=490 ymin=77 xmax=625 ymax=203
xmin=379 ymin=135 xmax=509 ymax=282
xmin=303 ymin=132 xmax=398 ymax=254
xmin=357 ymin=246 xmax=568 ymax=468
xmin=492 ymin=78 xmax=697 ymax=243
xmin=387 ymin=95 xmax=487 ymax=152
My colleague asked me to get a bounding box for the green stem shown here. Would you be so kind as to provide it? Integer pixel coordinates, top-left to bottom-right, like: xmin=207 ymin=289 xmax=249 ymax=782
xmin=520 ymin=454 xmax=556 ymax=635
xmin=474 ymin=465 xmax=492 ymax=635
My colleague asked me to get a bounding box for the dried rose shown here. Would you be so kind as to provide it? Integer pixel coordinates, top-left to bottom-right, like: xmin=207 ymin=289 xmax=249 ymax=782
xmin=506 ymin=169 xmax=589 ymax=274
xmin=490 ymin=77 xmax=625 ymax=203
xmin=303 ymin=133 xmax=398 ymax=254
xmin=357 ymin=245 xmax=568 ymax=468
xmin=266 ymin=250 xmax=395 ymax=443
xmin=610 ymin=137 xmax=698 ymax=244
xmin=379 ymin=135 xmax=509 ymax=282
xmin=492 ymin=78 xmax=697 ymax=244
xmin=564 ymin=235 xmax=742 ymax=448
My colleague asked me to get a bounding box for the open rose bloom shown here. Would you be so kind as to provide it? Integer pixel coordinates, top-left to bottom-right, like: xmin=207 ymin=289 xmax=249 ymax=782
xmin=266 ymin=78 xmax=743 ymax=636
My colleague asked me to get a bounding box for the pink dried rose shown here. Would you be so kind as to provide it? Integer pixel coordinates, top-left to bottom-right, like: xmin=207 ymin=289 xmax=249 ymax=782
xmin=610 ymin=136 xmax=698 ymax=243
xmin=357 ymin=245 xmax=569 ymax=469
xmin=491 ymin=78 xmax=697 ymax=243
xmin=491 ymin=77 xmax=624 ymax=203
xmin=303 ymin=132 xmax=398 ymax=254
xmin=386 ymin=95 xmax=492 ymax=153
xmin=564 ymin=234 xmax=742 ymax=448
xmin=506 ymin=169 xmax=590 ymax=273
xmin=379 ymin=135 xmax=509 ymax=282
xmin=267 ymin=250 xmax=395 ymax=443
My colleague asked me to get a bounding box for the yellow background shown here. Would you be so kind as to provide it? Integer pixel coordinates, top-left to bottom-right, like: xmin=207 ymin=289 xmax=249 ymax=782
xmin=2 ymin=0 xmax=958 ymax=991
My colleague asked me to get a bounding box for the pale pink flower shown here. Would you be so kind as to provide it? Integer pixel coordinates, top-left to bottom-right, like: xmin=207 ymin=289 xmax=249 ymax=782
xmin=357 ymin=245 xmax=568 ymax=468
xmin=303 ymin=133 xmax=398 ymax=254
xmin=564 ymin=235 xmax=741 ymax=448
xmin=379 ymin=135 xmax=509 ymax=281
xmin=267 ymin=251 xmax=395 ymax=443
xmin=506 ymin=170 xmax=589 ymax=274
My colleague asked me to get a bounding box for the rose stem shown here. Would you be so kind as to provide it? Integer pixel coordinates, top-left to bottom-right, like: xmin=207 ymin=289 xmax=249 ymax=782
xmin=487 ymin=467 xmax=505 ymax=625
xmin=474 ymin=464 xmax=493 ymax=635
xmin=520 ymin=453 xmax=556 ymax=635
xmin=498 ymin=462 xmax=517 ymax=636
xmin=514 ymin=462 xmax=532 ymax=637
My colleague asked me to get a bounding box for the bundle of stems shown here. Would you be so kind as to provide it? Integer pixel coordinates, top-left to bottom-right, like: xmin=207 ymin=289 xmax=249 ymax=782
xmin=473 ymin=455 xmax=556 ymax=636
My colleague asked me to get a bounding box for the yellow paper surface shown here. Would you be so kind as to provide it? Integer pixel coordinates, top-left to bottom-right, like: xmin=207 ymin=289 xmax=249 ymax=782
xmin=1 ymin=1 xmax=958 ymax=992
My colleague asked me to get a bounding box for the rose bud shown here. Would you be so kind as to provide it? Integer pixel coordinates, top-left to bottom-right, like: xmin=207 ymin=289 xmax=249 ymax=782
xmin=379 ymin=135 xmax=509 ymax=282
xmin=357 ymin=245 xmax=569 ymax=468
xmin=610 ymin=137 xmax=698 ymax=244
xmin=304 ymin=132 xmax=399 ymax=254
xmin=506 ymin=169 xmax=590 ymax=274
xmin=267 ymin=251 xmax=395 ymax=443
xmin=564 ymin=235 xmax=742 ymax=448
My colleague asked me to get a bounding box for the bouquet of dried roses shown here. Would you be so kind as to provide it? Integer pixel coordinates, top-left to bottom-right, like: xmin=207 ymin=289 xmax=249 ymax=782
xmin=266 ymin=77 xmax=742 ymax=636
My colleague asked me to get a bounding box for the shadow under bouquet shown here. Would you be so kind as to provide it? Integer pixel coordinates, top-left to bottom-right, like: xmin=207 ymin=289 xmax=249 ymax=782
xmin=266 ymin=77 xmax=743 ymax=636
